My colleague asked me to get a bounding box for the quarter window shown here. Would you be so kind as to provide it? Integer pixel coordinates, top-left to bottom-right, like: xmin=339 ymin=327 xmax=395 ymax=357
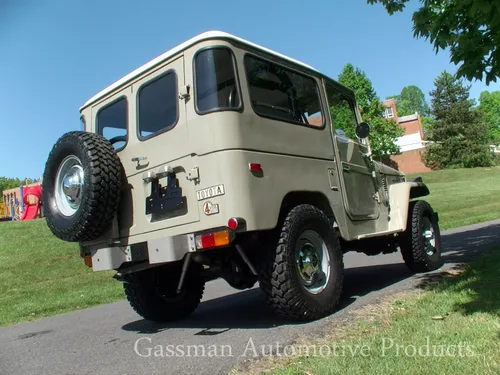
xmin=195 ymin=48 xmax=241 ymax=113
xmin=97 ymin=97 xmax=127 ymax=150
xmin=138 ymin=71 xmax=178 ymax=138
xmin=244 ymin=55 xmax=323 ymax=127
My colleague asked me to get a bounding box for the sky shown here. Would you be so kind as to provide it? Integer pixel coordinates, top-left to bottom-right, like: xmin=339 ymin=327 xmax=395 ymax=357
xmin=1 ymin=0 xmax=499 ymax=179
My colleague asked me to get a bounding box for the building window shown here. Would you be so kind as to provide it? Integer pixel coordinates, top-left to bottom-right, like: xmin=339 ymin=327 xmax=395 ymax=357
xmin=384 ymin=106 xmax=394 ymax=119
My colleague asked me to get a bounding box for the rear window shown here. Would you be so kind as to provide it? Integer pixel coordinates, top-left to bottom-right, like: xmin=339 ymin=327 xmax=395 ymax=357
xmin=97 ymin=97 xmax=127 ymax=150
xmin=138 ymin=71 xmax=178 ymax=139
xmin=195 ymin=48 xmax=241 ymax=113
xmin=244 ymin=55 xmax=323 ymax=127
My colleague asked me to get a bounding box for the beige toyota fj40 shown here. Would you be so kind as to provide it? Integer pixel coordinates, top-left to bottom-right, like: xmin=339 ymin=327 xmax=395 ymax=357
xmin=42 ymin=31 xmax=442 ymax=322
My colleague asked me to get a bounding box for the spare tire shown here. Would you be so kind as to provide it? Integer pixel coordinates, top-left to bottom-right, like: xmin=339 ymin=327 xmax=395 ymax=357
xmin=42 ymin=131 xmax=123 ymax=242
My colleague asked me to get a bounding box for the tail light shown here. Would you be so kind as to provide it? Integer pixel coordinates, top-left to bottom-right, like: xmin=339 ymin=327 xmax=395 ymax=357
xmin=227 ymin=217 xmax=246 ymax=232
xmin=195 ymin=229 xmax=231 ymax=250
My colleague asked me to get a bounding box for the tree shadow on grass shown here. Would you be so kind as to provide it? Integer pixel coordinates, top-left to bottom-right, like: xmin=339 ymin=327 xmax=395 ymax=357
xmin=416 ymin=247 xmax=500 ymax=317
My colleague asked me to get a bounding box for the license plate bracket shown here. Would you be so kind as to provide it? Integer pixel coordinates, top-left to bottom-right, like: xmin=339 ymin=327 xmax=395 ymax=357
xmin=145 ymin=173 xmax=184 ymax=215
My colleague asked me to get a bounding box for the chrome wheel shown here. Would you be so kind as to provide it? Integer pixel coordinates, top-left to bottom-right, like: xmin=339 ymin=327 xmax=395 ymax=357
xmin=421 ymin=217 xmax=436 ymax=256
xmin=295 ymin=230 xmax=330 ymax=294
xmin=55 ymin=155 xmax=84 ymax=217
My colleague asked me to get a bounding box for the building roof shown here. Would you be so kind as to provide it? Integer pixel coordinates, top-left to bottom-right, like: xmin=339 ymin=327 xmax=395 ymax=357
xmin=398 ymin=113 xmax=419 ymax=123
xmin=81 ymin=31 xmax=319 ymax=110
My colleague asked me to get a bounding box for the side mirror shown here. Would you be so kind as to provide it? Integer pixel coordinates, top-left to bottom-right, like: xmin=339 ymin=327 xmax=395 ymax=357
xmin=355 ymin=122 xmax=370 ymax=139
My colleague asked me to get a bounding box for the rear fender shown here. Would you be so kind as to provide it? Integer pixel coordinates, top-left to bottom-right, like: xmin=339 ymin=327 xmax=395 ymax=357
xmin=388 ymin=182 xmax=430 ymax=232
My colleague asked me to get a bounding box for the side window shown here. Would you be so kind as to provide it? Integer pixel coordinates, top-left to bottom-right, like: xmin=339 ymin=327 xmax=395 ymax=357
xmin=244 ymin=55 xmax=323 ymax=127
xmin=195 ymin=48 xmax=241 ymax=113
xmin=97 ymin=97 xmax=127 ymax=150
xmin=326 ymin=85 xmax=358 ymax=139
xmin=138 ymin=71 xmax=178 ymax=139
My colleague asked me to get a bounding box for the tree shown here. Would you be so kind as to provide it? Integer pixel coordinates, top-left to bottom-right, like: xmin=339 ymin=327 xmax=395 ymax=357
xmin=421 ymin=116 xmax=435 ymax=139
xmin=423 ymin=72 xmax=493 ymax=169
xmin=389 ymin=85 xmax=430 ymax=117
xmin=337 ymin=64 xmax=404 ymax=159
xmin=367 ymin=0 xmax=500 ymax=84
xmin=0 ymin=177 xmax=21 ymax=203
xmin=478 ymin=91 xmax=500 ymax=144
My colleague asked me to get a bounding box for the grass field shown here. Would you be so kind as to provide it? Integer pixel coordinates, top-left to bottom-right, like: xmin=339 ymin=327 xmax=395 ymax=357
xmin=0 ymin=219 xmax=123 ymax=326
xmin=408 ymin=166 xmax=500 ymax=230
xmin=0 ymin=167 xmax=499 ymax=327
xmin=247 ymin=248 xmax=500 ymax=375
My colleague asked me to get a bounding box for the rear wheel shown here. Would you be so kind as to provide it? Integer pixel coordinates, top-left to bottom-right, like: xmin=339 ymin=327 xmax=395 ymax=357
xmin=400 ymin=200 xmax=443 ymax=273
xmin=259 ymin=204 xmax=344 ymax=321
xmin=124 ymin=262 xmax=205 ymax=322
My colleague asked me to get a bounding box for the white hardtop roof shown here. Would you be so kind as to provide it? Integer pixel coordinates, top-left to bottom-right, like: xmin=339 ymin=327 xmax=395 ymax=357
xmin=81 ymin=30 xmax=319 ymax=110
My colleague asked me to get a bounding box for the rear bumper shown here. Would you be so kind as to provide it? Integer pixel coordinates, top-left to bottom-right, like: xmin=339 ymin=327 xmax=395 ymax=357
xmin=86 ymin=233 xmax=196 ymax=272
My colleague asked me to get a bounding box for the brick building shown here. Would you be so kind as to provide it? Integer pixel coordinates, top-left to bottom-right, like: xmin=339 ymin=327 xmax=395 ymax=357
xmin=382 ymin=99 xmax=431 ymax=174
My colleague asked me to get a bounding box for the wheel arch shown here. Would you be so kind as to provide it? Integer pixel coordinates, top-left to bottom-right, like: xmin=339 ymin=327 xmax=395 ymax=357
xmin=388 ymin=182 xmax=430 ymax=233
xmin=277 ymin=191 xmax=346 ymax=238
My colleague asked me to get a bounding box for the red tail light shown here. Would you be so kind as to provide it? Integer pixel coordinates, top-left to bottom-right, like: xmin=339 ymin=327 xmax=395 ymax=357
xmin=195 ymin=229 xmax=231 ymax=250
xmin=249 ymin=163 xmax=262 ymax=172
xmin=228 ymin=218 xmax=239 ymax=231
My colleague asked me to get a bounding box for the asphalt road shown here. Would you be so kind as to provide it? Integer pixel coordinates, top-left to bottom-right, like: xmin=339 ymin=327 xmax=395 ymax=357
xmin=1 ymin=220 xmax=499 ymax=375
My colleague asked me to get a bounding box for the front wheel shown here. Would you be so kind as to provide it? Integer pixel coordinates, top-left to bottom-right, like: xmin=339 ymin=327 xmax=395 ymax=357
xmin=400 ymin=200 xmax=443 ymax=273
xmin=259 ymin=204 xmax=344 ymax=321
xmin=124 ymin=262 xmax=205 ymax=322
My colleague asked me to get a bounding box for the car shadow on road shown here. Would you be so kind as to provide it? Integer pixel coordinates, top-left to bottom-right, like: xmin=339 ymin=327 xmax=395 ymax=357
xmin=121 ymin=263 xmax=414 ymax=334
xmin=122 ymin=223 xmax=500 ymax=334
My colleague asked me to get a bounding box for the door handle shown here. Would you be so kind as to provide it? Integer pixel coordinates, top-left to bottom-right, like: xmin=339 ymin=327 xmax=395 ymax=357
xmin=132 ymin=156 xmax=148 ymax=168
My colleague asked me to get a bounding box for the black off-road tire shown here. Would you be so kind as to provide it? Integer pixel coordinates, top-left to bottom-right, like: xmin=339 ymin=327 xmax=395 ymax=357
xmin=400 ymin=200 xmax=443 ymax=273
xmin=124 ymin=262 xmax=205 ymax=322
xmin=259 ymin=204 xmax=344 ymax=321
xmin=42 ymin=131 xmax=122 ymax=242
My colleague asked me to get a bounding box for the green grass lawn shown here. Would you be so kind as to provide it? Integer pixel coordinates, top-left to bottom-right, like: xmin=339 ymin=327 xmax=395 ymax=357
xmin=408 ymin=166 xmax=500 ymax=230
xmin=0 ymin=219 xmax=124 ymax=327
xmin=250 ymin=248 xmax=500 ymax=375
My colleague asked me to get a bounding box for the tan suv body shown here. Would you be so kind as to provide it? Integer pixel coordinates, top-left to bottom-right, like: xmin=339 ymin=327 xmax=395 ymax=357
xmin=43 ymin=31 xmax=441 ymax=322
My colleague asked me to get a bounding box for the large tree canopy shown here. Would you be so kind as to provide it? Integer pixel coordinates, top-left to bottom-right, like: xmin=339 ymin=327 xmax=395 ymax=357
xmin=478 ymin=91 xmax=500 ymax=144
xmin=367 ymin=0 xmax=500 ymax=84
xmin=390 ymin=85 xmax=430 ymax=117
xmin=423 ymin=72 xmax=493 ymax=169
xmin=337 ymin=64 xmax=403 ymax=159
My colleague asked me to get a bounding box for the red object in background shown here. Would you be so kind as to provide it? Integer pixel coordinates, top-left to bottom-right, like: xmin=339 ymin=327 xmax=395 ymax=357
xmin=21 ymin=185 xmax=42 ymax=221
